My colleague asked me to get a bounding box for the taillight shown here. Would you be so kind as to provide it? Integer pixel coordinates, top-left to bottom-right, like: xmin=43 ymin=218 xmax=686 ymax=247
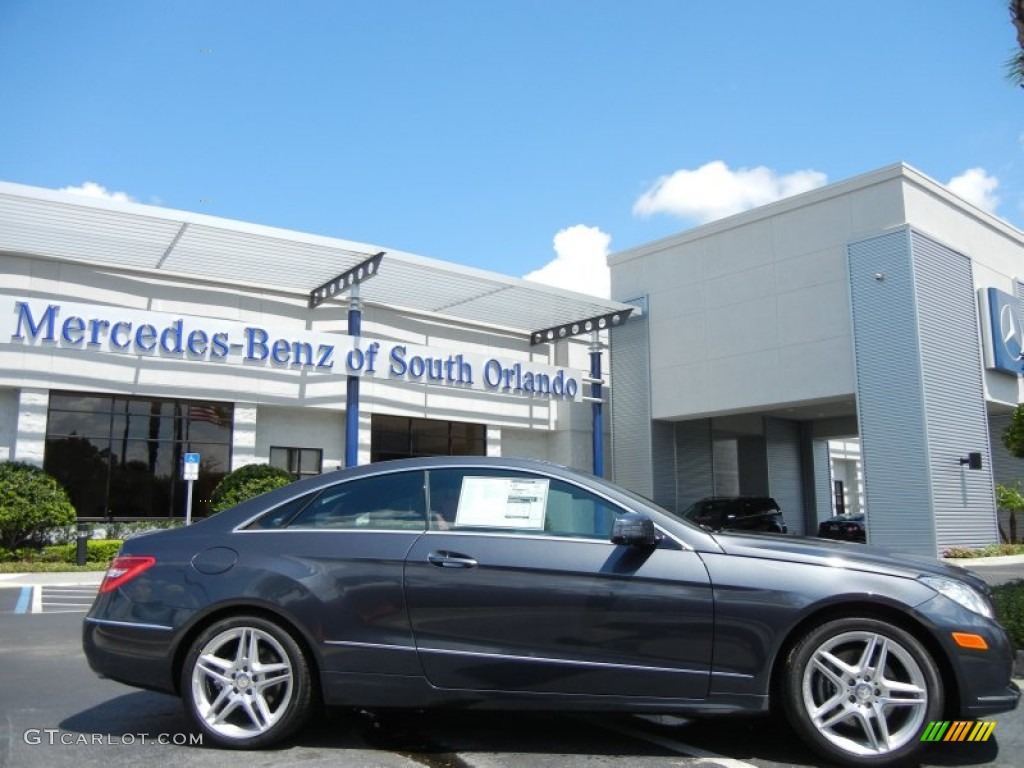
xmin=100 ymin=556 xmax=156 ymax=594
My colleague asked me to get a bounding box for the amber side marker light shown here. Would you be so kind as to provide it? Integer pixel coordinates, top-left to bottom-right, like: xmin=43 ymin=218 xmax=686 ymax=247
xmin=951 ymin=632 xmax=989 ymax=650
xmin=100 ymin=556 xmax=156 ymax=594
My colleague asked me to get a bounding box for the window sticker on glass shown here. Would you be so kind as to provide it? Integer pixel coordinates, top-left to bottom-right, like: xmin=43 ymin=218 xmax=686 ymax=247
xmin=455 ymin=476 xmax=550 ymax=529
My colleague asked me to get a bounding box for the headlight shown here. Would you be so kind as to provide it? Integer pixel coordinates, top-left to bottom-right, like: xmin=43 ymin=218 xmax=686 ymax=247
xmin=919 ymin=575 xmax=994 ymax=619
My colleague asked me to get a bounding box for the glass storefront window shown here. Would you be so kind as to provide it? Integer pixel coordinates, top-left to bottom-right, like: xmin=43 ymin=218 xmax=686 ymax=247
xmin=43 ymin=391 xmax=233 ymax=521
xmin=371 ymin=415 xmax=485 ymax=462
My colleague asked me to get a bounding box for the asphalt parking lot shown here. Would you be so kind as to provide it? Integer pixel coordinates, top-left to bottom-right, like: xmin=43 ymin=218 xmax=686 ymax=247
xmin=0 ymin=569 xmax=1021 ymax=768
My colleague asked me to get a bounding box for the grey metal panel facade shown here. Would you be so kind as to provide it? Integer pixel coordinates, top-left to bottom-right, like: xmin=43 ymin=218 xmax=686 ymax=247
xmin=650 ymin=420 xmax=677 ymax=511
xmin=810 ymin=432 xmax=834 ymax=523
xmin=910 ymin=231 xmax=998 ymax=551
xmin=674 ymin=419 xmax=715 ymax=513
xmin=848 ymin=228 xmax=935 ymax=554
xmin=610 ymin=303 xmax=654 ymax=497
xmin=765 ymin=418 xmax=806 ymax=535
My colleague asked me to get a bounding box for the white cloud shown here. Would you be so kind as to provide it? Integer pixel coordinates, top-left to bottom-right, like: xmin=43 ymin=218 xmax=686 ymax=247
xmin=632 ymin=160 xmax=828 ymax=223
xmin=946 ymin=168 xmax=1000 ymax=213
xmin=524 ymin=224 xmax=611 ymax=298
xmin=58 ymin=181 xmax=135 ymax=203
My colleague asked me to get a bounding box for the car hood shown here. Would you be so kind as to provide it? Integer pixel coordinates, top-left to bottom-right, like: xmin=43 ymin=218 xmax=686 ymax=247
xmin=707 ymin=532 xmax=990 ymax=591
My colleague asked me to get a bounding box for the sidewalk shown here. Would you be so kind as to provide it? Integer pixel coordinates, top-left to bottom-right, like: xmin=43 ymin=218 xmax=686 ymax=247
xmin=0 ymin=571 xmax=104 ymax=587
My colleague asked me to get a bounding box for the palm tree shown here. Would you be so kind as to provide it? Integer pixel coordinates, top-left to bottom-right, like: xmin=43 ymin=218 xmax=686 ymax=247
xmin=1011 ymin=0 xmax=1024 ymax=86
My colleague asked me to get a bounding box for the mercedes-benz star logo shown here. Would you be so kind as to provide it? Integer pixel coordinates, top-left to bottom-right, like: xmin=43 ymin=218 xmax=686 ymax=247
xmin=999 ymin=302 xmax=1024 ymax=361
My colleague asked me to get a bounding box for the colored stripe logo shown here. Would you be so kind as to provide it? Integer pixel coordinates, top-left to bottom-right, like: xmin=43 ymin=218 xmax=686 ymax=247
xmin=921 ymin=721 xmax=996 ymax=742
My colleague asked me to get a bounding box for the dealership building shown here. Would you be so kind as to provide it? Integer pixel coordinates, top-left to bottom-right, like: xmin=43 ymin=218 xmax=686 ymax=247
xmin=609 ymin=163 xmax=1024 ymax=555
xmin=2 ymin=163 xmax=1024 ymax=555
xmin=0 ymin=180 xmax=631 ymax=523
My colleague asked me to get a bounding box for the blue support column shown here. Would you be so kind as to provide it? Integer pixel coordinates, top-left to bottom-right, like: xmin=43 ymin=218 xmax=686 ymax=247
xmin=590 ymin=332 xmax=603 ymax=477
xmin=345 ymin=288 xmax=361 ymax=467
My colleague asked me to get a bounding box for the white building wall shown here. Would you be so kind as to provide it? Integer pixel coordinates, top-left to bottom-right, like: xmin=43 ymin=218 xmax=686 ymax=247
xmin=0 ymin=386 xmax=17 ymax=460
xmin=610 ymin=171 xmax=909 ymax=422
xmin=255 ymin=405 xmax=345 ymax=472
xmin=500 ymin=427 xmax=550 ymax=462
xmin=231 ymin=403 xmax=258 ymax=470
xmin=14 ymin=388 xmax=48 ymax=465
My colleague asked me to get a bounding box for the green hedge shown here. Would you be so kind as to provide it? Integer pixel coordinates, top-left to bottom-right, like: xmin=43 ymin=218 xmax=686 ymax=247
xmin=210 ymin=463 xmax=293 ymax=513
xmin=991 ymin=580 xmax=1024 ymax=650
xmin=40 ymin=539 xmax=123 ymax=564
xmin=0 ymin=461 xmax=77 ymax=549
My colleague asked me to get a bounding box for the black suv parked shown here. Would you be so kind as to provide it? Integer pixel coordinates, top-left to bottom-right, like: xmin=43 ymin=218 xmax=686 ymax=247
xmin=680 ymin=496 xmax=788 ymax=534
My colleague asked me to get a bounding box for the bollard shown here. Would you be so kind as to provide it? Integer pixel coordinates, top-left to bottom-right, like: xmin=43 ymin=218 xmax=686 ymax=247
xmin=76 ymin=522 xmax=89 ymax=566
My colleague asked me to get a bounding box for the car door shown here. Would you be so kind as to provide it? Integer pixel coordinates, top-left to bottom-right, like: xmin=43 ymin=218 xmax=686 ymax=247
xmin=238 ymin=469 xmax=427 ymax=678
xmin=403 ymin=467 xmax=714 ymax=699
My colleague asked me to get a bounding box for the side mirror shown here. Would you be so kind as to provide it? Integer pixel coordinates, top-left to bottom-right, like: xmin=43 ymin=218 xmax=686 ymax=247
xmin=611 ymin=513 xmax=660 ymax=547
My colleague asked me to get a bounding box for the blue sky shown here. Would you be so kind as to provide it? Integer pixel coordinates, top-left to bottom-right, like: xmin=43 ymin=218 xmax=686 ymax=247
xmin=1 ymin=1 xmax=1021 ymax=296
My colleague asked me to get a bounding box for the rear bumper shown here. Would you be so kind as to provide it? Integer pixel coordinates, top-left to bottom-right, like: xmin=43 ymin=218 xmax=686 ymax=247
xmin=82 ymin=617 xmax=178 ymax=695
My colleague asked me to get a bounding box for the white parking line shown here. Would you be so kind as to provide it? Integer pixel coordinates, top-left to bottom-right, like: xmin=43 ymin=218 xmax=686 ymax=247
xmin=590 ymin=716 xmax=760 ymax=768
xmin=31 ymin=585 xmax=96 ymax=614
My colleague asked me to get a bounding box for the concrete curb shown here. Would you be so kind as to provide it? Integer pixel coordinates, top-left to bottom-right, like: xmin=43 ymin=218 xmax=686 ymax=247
xmin=943 ymin=554 xmax=1024 ymax=568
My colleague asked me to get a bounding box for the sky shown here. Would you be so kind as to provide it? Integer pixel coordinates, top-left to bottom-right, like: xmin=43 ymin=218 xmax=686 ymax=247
xmin=1 ymin=1 xmax=1021 ymax=298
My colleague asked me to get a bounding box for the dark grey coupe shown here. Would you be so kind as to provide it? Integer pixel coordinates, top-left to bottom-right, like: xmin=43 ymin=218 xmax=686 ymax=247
xmin=83 ymin=457 xmax=1019 ymax=767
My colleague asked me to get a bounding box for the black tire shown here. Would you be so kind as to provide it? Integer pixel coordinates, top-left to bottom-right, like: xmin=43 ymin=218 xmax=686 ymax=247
xmin=781 ymin=617 xmax=943 ymax=768
xmin=180 ymin=615 xmax=315 ymax=749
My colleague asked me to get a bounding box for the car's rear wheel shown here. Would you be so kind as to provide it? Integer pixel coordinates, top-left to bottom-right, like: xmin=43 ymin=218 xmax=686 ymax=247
xmin=782 ymin=617 xmax=942 ymax=768
xmin=181 ymin=615 xmax=314 ymax=748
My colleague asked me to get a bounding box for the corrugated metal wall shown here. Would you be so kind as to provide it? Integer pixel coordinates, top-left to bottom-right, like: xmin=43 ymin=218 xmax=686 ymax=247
xmin=610 ymin=302 xmax=654 ymax=497
xmin=848 ymin=228 xmax=936 ymax=554
xmin=675 ymin=419 xmax=715 ymax=512
xmin=811 ymin=433 xmax=834 ymax=523
xmin=766 ymin=418 xmax=806 ymax=535
xmin=650 ymin=421 xmax=677 ymax=511
xmin=911 ymin=231 xmax=998 ymax=551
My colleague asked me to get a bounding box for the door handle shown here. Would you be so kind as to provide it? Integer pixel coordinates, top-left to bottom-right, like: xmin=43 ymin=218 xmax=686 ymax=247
xmin=427 ymin=551 xmax=478 ymax=569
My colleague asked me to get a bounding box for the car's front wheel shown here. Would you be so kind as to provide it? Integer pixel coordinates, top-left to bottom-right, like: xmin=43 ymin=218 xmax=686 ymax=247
xmin=181 ymin=615 xmax=315 ymax=749
xmin=782 ymin=617 xmax=943 ymax=768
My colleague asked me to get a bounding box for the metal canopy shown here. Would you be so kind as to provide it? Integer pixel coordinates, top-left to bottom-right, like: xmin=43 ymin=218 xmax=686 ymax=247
xmin=0 ymin=182 xmax=633 ymax=335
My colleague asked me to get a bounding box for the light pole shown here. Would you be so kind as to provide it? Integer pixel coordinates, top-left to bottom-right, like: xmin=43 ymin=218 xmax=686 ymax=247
xmin=308 ymin=251 xmax=384 ymax=468
xmin=530 ymin=309 xmax=633 ymax=477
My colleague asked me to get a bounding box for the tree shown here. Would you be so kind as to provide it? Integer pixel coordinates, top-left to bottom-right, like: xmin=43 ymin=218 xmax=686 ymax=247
xmin=209 ymin=463 xmax=294 ymax=514
xmin=995 ymin=483 xmax=1023 ymax=543
xmin=999 ymin=403 xmax=1024 ymax=542
xmin=1010 ymin=1 xmax=1024 ymax=87
xmin=0 ymin=461 xmax=78 ymax=550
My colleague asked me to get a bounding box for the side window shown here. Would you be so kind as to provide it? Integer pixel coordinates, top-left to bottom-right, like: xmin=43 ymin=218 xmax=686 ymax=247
xmin=287 ymin=471 xmax=425 ymax=530
xmin=427 ymin=468 xmax=622 ymax=539
xmin=544 ymin=479 xmax=620 ymax=539
xmin=245 ymin=491 xmax=317 ymax=530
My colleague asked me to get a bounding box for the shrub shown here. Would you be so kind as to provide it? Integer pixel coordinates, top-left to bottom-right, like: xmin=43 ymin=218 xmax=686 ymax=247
xmin=41 ymin=539 xmax=123 ymax=564
xmin=942 ymin=543 xmax=1024 ymax=559
xmin=102 ymin=519 xmax=184 ymax=540
xmin=991 ymin=580 xmax=1024 ymax=650
xmin=210 ymin=463 xmax=293 ymax=514
xmin=0 ymin=462 xmax=77 ymax=549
